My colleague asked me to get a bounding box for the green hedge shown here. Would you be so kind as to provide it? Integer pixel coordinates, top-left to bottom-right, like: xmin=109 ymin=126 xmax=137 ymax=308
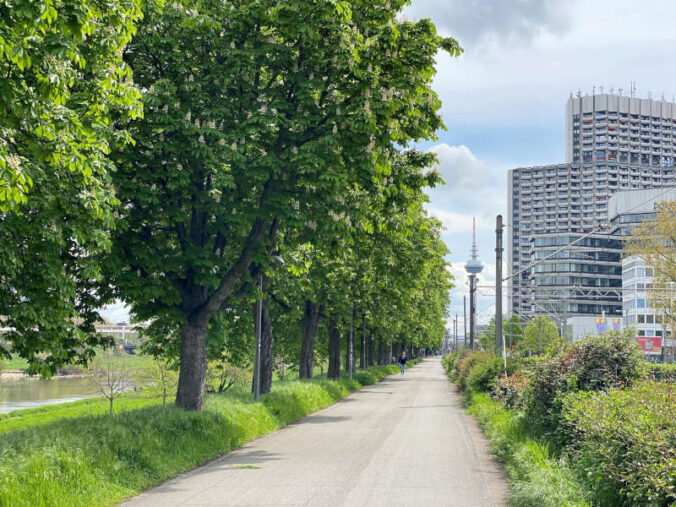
xmin=0 ymin=362 xmax=412 ymax=506
xmin=525 ymin=331 xmax=645 ymax=433
xmin=648 ymin=363 xmax=676 ymax=382
xmin=562 ymin=382 xmax=676 ymax=506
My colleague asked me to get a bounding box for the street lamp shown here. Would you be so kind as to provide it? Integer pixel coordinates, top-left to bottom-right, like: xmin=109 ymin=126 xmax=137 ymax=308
xmin=254 ymin=255 xmax=285 ymax=401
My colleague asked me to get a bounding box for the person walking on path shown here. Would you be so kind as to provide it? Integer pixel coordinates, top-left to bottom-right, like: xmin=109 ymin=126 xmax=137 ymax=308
xmin=399 ymin=352 xmax=407 ymax=375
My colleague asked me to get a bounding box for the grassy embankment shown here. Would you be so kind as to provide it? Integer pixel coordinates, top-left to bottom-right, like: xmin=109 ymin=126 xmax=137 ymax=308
xmin=0 ymin=360 xmax=418 ymax=507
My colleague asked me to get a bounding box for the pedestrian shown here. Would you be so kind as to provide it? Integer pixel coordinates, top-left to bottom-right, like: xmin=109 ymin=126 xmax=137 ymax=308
xmin=399 ymin=352 xmax=407 ymax=375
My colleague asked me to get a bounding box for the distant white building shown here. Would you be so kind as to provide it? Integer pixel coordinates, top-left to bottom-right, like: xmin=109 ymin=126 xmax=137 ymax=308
xmin=608 ymin=187 xmax=676 ymax=361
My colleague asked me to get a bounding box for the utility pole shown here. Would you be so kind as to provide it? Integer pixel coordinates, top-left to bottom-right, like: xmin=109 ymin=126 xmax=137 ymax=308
xmin=463 ymin=295 xmax=467 ymax=349
xmin=454 ymin=315 xmax=458 ymax=349
xmin=495 ymin=215 xmax=503 ymax=356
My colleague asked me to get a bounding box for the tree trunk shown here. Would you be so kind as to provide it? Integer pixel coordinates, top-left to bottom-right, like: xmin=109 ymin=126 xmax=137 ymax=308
xmin=360 ymin=316 xmax=366 ymax=370
xmin=176 ymin=321 xmax=209 ymax=411
xmin=368 ymin=332 xmax=375 ymax=366
xmin=109 ymin=397 xmax=114 ymax=415
xmin=377 ymin=340 xmax=388 ymax=365
xmin=299 ymin=301 xmax=322 ymax=379
xmin=327 ymin=319 xmax=341 ymax=380
xmin=252 ymin=297 xmax=274 ymax=395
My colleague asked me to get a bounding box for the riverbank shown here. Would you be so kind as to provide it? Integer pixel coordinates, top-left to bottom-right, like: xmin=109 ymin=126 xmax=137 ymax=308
xmin=0 ymin=360 xmax=418 ymax=506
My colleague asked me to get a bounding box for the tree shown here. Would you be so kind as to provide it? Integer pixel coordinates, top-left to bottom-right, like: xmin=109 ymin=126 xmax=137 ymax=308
xmin=522 ymin=316 xmax=560 ymax=354
xmin=141 ymin=358 xmax=179 ymax=405
xmin=106 ymin=0 xmax=460 ymax=410
xmin=504 ymin=315 xmax=524 ymax=349
xmin=479 ymin=318 xmax=496 ymax=351
xmin=626 ymin=200 xmax=676 ymax=341
xmin=0 ymin=1 xmax=143 ymax=374
xmin=89 ymin=349 xmax=133 ymax=415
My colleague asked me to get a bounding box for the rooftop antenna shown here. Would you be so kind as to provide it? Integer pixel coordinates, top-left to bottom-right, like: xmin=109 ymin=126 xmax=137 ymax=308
xmin=592 ymin=85 xmax=596 ymax=95
xmin=618 ymin=87 xmax=623 ymax=96
xmin=577 ymin=89 xmax=582 ymax=98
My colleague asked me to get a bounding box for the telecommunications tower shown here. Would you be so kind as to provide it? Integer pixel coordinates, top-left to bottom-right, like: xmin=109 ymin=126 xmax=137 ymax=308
xmin=465 ymin=218 xmax=483 ymax=349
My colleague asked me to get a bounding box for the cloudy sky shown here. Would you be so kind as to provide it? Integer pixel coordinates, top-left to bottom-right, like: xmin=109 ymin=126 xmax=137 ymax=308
xmin=103 ymin=0 xmax=676 ymax=326
xmin=402 ymin=0 xmax=676 ymax=328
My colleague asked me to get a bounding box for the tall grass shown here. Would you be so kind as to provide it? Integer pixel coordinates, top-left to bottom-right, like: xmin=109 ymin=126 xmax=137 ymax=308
xmin=0 ymin=361 xmax=409 ymax=506
xmin=467 ymin=393 xmax=593 ymax=507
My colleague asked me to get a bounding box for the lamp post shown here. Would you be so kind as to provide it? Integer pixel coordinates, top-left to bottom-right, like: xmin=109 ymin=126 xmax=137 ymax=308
xmin=254 ymin=255 xmax=285 ymax=402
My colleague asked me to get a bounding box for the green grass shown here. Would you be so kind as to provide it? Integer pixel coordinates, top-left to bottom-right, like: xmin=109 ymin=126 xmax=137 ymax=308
xmin=0 ymin=361 xmax=410 ymax=506
xmin=466 ymin=393 xmax=593 ymax=507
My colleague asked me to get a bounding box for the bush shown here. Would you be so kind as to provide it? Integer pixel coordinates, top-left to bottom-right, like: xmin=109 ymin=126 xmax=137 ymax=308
xmin=493 ymin=371 xmax=529 ymax=410
xmin=648 ymin=363 xmax=676 ymax=382
xmin=441 ymin=352 xmax=461 ymax=375
xmin=466 ymin=357 xmax=502 ymax=393
xmin=562 ymin=382 xmax=676 ymax=506
xmin=525 ymin=330 xmax=645 ymax=433
xmin=455 ymin=351 xmax=494 ymax=391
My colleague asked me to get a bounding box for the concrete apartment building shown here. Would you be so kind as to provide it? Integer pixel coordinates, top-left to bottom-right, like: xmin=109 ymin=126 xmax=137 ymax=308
xmin=508 ymin=93 xmax=676 ymax=320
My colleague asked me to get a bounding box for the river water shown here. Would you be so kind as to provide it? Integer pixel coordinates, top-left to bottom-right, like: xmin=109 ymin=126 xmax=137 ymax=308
xmin=0 ymin=377 xmax=97 ymax=414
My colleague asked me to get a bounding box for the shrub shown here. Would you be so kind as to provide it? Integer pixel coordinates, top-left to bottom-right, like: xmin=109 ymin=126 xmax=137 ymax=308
xmin=455 ymin=351 xmax=494 ymax=391
xmin=466 ymin=357 xmax=502 ymax=393
xmin=648 ymin=363 xmax=676 ymax=382
xmin=493 ymin=372 xmax=529 ymax=410
xmin=525 ymin=330 xmax=645 ymax=433
xmin=441 ymin=352 xmax=461 ymax=375
xmin=562 ymin=382 xmax=676 ymax=506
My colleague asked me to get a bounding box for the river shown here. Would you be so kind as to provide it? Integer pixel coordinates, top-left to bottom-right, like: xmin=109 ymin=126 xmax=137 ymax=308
xmin=0 ymin=376 xmax=97 ymax=414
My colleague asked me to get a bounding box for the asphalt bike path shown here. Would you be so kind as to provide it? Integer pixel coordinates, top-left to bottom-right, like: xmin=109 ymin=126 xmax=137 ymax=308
xmin=121 ymin=358 xmax=508 ymax=506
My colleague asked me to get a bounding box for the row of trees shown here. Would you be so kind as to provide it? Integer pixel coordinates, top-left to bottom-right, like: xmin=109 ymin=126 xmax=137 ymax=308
xmin=1 ymin=1 xmax=458 ymax=410
xmin=479 ymin=315 xmax=560 ymax=354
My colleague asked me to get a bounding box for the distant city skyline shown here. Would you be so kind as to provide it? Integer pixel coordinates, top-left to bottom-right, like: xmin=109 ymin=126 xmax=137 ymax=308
xmin=410 ymin=0 xmax=676 ymax=324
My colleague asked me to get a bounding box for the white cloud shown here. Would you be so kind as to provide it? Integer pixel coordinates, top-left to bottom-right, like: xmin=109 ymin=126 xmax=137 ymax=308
xmin=429 ymin=143 xmax=490 ymax=188
xmin=404 ymin=0 xmax=573 ymax=48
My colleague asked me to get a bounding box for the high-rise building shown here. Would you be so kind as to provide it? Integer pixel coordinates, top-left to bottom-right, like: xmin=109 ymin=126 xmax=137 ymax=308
xmin=566 ymin=93 xmax=676 ymax=168
xmin=508 ymin=93 xmax=676 ymax=320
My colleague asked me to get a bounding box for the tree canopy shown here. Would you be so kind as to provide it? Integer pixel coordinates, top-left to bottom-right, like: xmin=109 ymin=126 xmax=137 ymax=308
xmin=0 ymin=0 xmax=142 ymax=373
xmin=104 ymin=0 xmax=460 ymax=410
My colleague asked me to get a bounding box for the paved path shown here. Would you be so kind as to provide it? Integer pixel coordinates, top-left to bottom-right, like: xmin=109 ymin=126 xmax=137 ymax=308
xmin=121 ymin=358 xmax=508 ymax=507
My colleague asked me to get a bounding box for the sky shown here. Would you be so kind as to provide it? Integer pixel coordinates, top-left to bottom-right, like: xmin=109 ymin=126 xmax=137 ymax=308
xmin=103 ymin=0 xmax=676 ymax=326
xmin=403 ymin=0 xmax=676 ymax=328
